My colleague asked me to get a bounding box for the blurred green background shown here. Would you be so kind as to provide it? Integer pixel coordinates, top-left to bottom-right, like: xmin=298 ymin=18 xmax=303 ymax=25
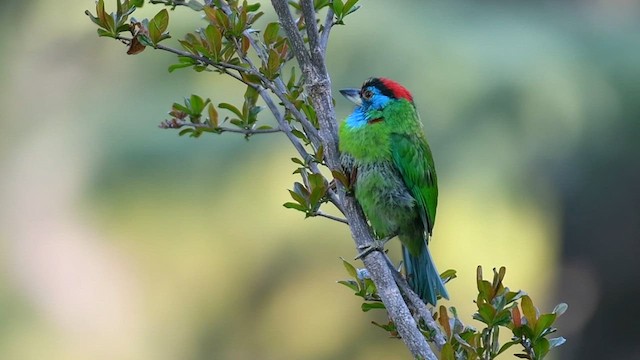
xmin=1 ymin=0 xmax=639 ymax=359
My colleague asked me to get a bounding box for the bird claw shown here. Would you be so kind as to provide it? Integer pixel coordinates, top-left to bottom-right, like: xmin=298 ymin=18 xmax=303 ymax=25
xmin=355 ymin=236 xmax=394 ymax=260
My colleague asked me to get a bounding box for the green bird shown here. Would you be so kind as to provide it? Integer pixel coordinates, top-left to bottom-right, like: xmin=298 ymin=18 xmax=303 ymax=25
xmin=338 ymin=77 xmax=448 ymax=305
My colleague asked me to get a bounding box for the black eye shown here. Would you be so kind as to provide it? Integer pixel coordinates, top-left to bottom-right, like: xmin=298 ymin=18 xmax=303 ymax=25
xmin=362 ymin=89 xmax=373 ymax=100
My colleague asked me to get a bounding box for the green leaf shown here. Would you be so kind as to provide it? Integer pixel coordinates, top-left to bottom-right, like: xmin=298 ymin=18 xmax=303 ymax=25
xmin=288 ymin=190 xmax=307 ymax=207
xmin=475 ymin=303 xmax=496 ymax=325
xmin=96 ymin=0 xmax=107 ymax=27
xmin=207 ymin=103 xmax=219 ymax=128
xmin=168 ymin=62 xmax=194 ymax=72
xmin=440 ymin=343 xmax=455 ymax=360
xmin=189 ymin=94 xmax=206 ymax=114
xmin=263 ymin=22 xmax=280 ymax=45
xmin=521 ymin=295 xmax=538 ymax=329
xmin=497 ymin=340 xmax=519 ymax=355
xmin=361 ymin=302 xmax=385 ymax=312
xmin=283 ymin=202 xmax=307 ymax=212
xmin=342 ymin=0 xmax=358 ymax=14
xmin=219 ymin=103 xmax=243 ymax=119
xmin=337 ymin=280 xmax=359 ymax=292
xmin=149 ymin=9 xmax=169 ymax=44
xmin=533 ymin=337 xmax=550 ymax=359
xmin=131 ymin=0 xmax=144 ymax=7
xmin=440 ymin=269 xmax=457 ymax=284
xmin=341 ymin=258 xmax=358 ymax=279
xmin=314 ymin=145 xmax=324 ymax=162
xmin=204 ymin=24 xmax=222 ymax=59
xmin=332 ymin=0 xmax=344 ymax=17
xmin=534 ymin=313 xmax=556 ymax=339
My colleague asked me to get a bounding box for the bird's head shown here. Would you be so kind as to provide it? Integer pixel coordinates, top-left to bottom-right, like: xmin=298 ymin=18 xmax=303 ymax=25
xmin=340 ymin=77 xmax=413 ymax=110
xmin=340 ymin=78 xmax=414 ymax=128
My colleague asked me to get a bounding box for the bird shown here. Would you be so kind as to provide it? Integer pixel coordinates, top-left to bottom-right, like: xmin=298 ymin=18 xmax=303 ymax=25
xmin=338 ymin=77 xmax=448 ymax=306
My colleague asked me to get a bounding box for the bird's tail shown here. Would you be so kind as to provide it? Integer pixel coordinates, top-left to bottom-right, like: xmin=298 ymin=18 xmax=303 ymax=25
xmin=402 ymin=242 xmax=449 ymax=306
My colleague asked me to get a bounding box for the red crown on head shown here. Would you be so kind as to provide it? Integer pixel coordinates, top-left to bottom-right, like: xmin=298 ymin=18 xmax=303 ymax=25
xmin=379 ymin=78 xmax=413 ymax=102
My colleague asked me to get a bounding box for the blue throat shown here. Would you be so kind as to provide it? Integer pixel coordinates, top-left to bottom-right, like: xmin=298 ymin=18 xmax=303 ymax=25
xmin=345 ymin=92 xmax=391 ymax=129
xmin=345 ymin=107 xmax=368 ymax=129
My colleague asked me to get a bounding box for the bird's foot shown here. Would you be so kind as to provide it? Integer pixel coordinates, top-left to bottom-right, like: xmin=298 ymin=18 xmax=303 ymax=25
xmin=355 ymin=235 xmax=394 ymax=260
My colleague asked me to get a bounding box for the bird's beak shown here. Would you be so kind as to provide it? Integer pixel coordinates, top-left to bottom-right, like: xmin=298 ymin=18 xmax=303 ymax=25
xmin=339 ymin=88 xmax=362 ymax=106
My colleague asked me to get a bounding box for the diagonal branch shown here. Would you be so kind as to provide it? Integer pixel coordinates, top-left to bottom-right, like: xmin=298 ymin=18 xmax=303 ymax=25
xmin=299 ymin=0 xmax=325 ymax=71
xmin=319 ymin=7 xmax=334 ymax=55
xmin=270 ymin=0 xmax=313 ymax=74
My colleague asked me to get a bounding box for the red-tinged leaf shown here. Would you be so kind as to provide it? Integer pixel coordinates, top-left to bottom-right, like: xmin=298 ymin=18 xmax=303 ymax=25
xmin=203 ymin=6 xmax=217 ymax=24
xmin=331 ymin=170 xmax=349 ymax=188
xmin=521 ymin=295 xmax=537 ymax=329
xmin=241 ymin=35 xmax=250 ymax=56
xmin=267 ymin=48 xmax=280 ymax=77
xmin=438 ymin=305 xmax=451 ymax=338
xmin=512 ymin=305 xmax=522 ymax=328
xmin=96 ymin=0 xmax=107 ymax=26
xmin=126 ymin=35 xmax=146 ymax=54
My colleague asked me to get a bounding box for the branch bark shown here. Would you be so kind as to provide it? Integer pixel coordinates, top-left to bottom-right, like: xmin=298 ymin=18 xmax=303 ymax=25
xmin=271 ymin=1 xmax=439 ymax=358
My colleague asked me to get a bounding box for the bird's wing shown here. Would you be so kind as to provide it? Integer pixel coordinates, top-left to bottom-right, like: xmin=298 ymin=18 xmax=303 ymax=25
xmin=390 ymin=133 xmax=438 ymax=236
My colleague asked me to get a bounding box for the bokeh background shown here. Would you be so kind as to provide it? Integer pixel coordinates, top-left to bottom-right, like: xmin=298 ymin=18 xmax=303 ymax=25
xmin=1 ymin=0 xmax=639 ymax=359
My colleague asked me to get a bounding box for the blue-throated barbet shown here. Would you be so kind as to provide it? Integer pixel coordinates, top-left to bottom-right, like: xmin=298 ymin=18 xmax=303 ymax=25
xmin=338 ymin=77 xmax=448 ymax=305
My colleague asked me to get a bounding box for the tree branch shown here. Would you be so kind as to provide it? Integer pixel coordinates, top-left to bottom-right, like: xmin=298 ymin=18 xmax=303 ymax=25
xmin=313 ymin=210 xmax=348 ymax=224
xmin=319 ymin=8 xmax=334 ymax=55
xmin=299 ymin=0 xmax=325 ymax=71
xmin=160 ymin=119 xmax=282 ymax=135
xmin=272 ymin=1 xmax=438 ymax=358
xmin=390 ymin=267 xmax=447 ymax=350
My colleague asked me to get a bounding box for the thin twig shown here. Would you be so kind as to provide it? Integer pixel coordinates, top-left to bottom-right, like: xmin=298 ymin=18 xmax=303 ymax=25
xmin=319 ymin=8 xmax=334 ymax=55
xmin=299 ymin=0 xmax=324 ymax=70
xmin=270 ymin=0 xmax=313 ymax=73
xmin=314 ymin=211 xmax=348 ymax=224
xmin=163 ymin=120 xmax=282 ymax=134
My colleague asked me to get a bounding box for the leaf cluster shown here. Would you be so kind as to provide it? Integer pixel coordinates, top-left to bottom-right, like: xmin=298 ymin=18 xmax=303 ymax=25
xmin=339 ymin=264 xmax=567 ymax=360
